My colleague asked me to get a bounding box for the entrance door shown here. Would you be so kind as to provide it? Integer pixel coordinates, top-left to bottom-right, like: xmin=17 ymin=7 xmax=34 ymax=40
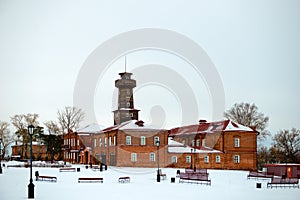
xmin=287 ymin=167 xmax=293 ymax=178
xmin=101 ymin=154 xmax=106 ymax=165
xmin=110 ymin=154 xmax=116 ymax=166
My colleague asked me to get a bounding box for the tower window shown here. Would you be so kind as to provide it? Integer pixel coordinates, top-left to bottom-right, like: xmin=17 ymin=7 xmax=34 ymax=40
xmin=126 ymin=102 xmax=130 ymax=107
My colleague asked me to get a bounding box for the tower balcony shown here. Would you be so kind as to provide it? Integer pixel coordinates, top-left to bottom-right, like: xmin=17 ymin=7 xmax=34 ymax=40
xmin=115 ymin=79 xmax=136 ymax=88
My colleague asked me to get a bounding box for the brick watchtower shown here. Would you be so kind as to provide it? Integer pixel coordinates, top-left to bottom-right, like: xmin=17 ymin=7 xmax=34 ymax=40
xmin=113 ymin=72 xmax=140 ymax=125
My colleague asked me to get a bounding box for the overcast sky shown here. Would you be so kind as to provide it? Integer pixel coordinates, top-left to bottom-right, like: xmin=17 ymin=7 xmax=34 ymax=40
xmin=0 ymin=0 xmax=299 ymax=142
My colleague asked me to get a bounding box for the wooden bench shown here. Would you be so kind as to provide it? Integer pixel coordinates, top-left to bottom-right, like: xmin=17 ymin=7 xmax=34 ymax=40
xmin=179 ymin=173 xmax=211 ymax=185
xmin=247 ymin=171 xmax=273 ymax=180
xmin=118 ymin=176 xmax=130 ymax=183
xmin=267 ymin=177 xmax=299 ymax=188
xmin=158 ymin=169 xmax=167 ymax=180
xmin=185 ymin=168 xmax=208 ymax=175
xmin=37 ymin=175 xmax=57 ymax=182
xmin=59 ymin=168 xmax=76 ymax=172
xmin=78 ymin=177 xmax=103 ymax=183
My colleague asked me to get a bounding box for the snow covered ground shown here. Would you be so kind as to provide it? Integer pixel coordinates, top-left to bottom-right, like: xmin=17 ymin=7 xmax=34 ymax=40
xmin=0 ymin=161 xmax=299 ymax=200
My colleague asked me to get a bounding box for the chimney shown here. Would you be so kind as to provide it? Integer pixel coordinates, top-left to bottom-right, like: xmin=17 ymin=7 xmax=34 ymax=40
xmin=199 ymin=119 xmax=207 ymax=124
xmin=135 ymin=120 xmax=144 ymax=127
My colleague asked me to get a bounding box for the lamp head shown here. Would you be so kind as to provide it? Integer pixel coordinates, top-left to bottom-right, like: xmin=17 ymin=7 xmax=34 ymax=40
xmin=28 ymin=125 xmax=35 ymax=135
xmin=155 ymin=140 xmax=160 ymax=147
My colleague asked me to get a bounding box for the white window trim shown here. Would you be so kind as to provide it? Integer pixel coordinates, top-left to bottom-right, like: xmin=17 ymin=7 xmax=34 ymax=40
xmin=234 ymin=155 xmax=240 ymax=164
xmin=234 ymin=138 xmax=240 ymax=147
xmin=131 ymin=153 xmax=137 ymax=162
xmin=150 ymin=153 xmax=155 ymax=162
xmin=186 ymin=156 xmax=191 ymax=163
xmin=140 ymin=136 xmax=146 ymax=146
xmin=204 ymin=155 xmax=209 ymax=163
xmin=216 ymin=155 xmax=221 ymax=163
xmin=126 ymin=136 xmax=131 ymax=145
xmin=172 ymin=156 xmax=178 ymax=163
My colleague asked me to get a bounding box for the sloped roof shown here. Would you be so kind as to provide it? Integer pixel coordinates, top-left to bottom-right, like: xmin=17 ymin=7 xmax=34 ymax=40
xmin=169 ymin=120 xmax=255 ymax=137
xmin=76 ymin=123 xmax=104 ymax=133
xmin=102 ymin=120 xmax=166 ymax=133
xmin=168 ymin=138 xmax=222 ymax=154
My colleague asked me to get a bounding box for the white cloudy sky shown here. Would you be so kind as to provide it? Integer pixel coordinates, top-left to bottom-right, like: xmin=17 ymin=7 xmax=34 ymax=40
xmin=0 ymin=0 xmax=299 ymax=141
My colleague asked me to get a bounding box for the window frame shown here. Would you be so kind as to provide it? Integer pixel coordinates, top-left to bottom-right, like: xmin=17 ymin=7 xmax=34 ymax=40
xmin=154 ymin=136 xmax=160 ymax=145
xmin=140 ymin=136 xmax=146 ymax=146
xmin=172 ymin=156 xmax=178 ymax=163
xmin=131 ymin=153 xmax=137 ymax=162
xmin=234 ymin=155 xmax=240 ymax=164
xmin=186 ymin=156 xmax=191 ymax=163
xmin=204 ymin=155 xmax=209 ymax=163
xmin=150 ymin=152 xmax=155 ymax=162
xmin=216 ymin=155 xmax=221 ymax=163
xmin=126 ymin=136 xmax=132 ymax=145
xmin=234 ymin=137 xmax=240 ymax=148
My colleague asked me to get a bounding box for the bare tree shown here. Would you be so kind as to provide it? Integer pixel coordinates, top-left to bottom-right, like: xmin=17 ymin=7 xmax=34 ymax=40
xmin=224 ymin=102 xmax=270 ymax=140
xmin=272 ymin=128 xmax=300 ymax=163
xmin=44 ymin=120 xmax=60 ymax=135
xmin=0 ymin=121 xmax=14 ymax=158
xmin=57 ymin=106 xmax=85 ymax=133
xmin=10 ymin=113 xmax=40 ymax=159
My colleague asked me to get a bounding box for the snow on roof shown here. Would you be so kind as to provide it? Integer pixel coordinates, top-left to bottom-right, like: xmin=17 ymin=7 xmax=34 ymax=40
xmin=102 ymin=120 xmax=166 ymax=133
xmin=76 ymin=123 xmax=104 ymax=133
xmin=168 ymin=138 xmax=222 ymax=154
xmin=169 ymin=120 xmax=255 ymax=136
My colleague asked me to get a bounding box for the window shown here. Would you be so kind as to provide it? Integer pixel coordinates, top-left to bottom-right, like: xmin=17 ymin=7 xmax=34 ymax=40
xmin=192 ymin=140 xmax=195 ymax=146
xmin=172 ymin=156 xmax=177 ymax=163
xmin=140 ymin=136 xmax=146 ymax=145
xmin=109 ymin=137 xmax=112 ymax=146
xmin=99 ymin=138 xmax=102 ymax=147
xmin=202 ymin=139 xmax=206 ymax=147
xmin=113 ymin=136 xmax=116 ymax=146
xmin=125 ymin=113 xmax=129 ymax=117
xmin=216 ymin=155 xmax=221 ymax=163
xmin=154 ymin=136 xmax=160 ymax=145
xmin=126 ymin=89 xmax=130 ymax=95
xmin=196 ymin=139 xmax=200 ymax=147
xmin=234 ymin=138 xmax=240 ymax=147
xmin=131 ymin=153 xmax=137 ymax=162
xmin=126 ymin=102 xmax=130 ymax=108
xmin=94 ymin=139 xmax=97 ymax=147
xmin=186 ymin=156 xmax=191 ymax=163
xmin=104 ymin=137 xmax=107 ymax=147
xmin=182 ymin=140 xmax=185 ymax=145
xmin=204 ymin=156 xmax=209 ymax=163
xmin=150 ymin=153 xmax=155 ymax=162
xmin=234 ymin=155 xmax=240 ymax=163
xmin=126 ymin=136 xmax=131 ymax=145
xmin=130 ymin=113 xmax=133 ymax=117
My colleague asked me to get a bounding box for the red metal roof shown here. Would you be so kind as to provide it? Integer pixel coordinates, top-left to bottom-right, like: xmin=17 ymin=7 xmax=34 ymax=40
xmin=169 ymin=120 xmax=255 ymax=136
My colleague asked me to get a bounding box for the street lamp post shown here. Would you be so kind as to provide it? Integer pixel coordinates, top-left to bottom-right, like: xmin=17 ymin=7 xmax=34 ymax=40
xmin=28 ymin=125 xmax=35 ymax=199
xmin=0 ymin=138 xmax=2 ymax=174
xmin=156 ymin=140 xmax=160 ymax=182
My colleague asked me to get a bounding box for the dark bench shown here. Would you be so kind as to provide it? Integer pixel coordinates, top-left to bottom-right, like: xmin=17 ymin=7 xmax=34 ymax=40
xmin=179 ymin=173 xmax=211 ymax=185
xmin=59 ymin=167 xmax=76 ymax=172
xmin=267 ymin=177 xmax=299 ymax=188
xmin=185 ymin=168 xmax=208 ymax=175
xmin=37 ymin=175 xmax=57 ymax=182
xmin=78 ymin=177 xmax=103 ymax=183
xmin=118 ymin=176 xmax=130 ymax=183
xmin=247 ymin=171 xmax=273 ymax=180
xmin=158 ymin=169 xmax=167 ymax=180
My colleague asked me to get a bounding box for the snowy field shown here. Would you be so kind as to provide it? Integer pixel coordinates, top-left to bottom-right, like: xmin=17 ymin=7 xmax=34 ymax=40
xmin=0 ymin=161 xmax=299 ymax=200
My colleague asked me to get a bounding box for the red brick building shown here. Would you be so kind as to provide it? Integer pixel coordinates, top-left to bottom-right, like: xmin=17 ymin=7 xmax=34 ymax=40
xmin=168 ymin=120 xmax=258 ymax=170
